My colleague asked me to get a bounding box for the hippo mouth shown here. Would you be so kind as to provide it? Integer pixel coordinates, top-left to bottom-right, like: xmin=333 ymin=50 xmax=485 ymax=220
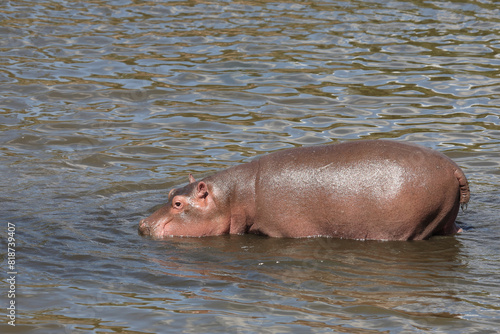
xmin=138 ymin=219 xmax=151 ymax=236
xmin=138 ymin=218 xmax=171 ymax=238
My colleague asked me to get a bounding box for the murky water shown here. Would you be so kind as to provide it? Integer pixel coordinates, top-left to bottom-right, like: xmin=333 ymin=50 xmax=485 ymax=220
xmin=1 ymin=0 xmax=499 ymax=333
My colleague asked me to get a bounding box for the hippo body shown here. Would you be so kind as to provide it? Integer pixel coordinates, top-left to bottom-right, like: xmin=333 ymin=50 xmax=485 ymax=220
xmin=139 ymin=140 xmax=469 ymax=241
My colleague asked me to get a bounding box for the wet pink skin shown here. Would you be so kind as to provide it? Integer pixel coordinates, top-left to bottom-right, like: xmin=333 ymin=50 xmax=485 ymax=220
xmin=139 ymin=140 xmax=469 ymax=241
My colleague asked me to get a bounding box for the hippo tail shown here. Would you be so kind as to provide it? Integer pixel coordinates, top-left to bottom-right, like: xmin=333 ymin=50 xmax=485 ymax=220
xmin=454 ymin=168 xmax=470 ymax=211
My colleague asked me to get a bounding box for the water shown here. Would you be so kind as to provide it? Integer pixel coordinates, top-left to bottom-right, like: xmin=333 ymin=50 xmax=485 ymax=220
xmin=1 ymin=0 xmax=499 ymax=333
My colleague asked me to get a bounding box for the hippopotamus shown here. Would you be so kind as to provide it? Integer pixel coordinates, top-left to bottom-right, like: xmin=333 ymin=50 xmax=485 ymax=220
xmin=138 ymin=140 xmax=469 ymax=241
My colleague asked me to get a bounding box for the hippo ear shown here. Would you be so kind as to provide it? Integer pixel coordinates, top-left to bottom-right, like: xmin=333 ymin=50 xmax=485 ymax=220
xmin=196 ymin=181 xmax=209 ymax=199
xmin=189 ymin=174 xmax=196 ymax=184
xmin=168 ymin=188 xmax=176 ymax=200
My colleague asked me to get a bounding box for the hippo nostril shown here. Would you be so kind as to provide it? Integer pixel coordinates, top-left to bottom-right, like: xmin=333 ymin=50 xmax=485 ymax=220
xmin=138 ymin=219 xmax=150 ymax=235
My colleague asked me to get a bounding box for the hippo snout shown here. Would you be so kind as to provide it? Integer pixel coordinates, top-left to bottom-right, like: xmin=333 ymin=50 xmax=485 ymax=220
xmin=138 ymin=219 xmax=150 ymax=236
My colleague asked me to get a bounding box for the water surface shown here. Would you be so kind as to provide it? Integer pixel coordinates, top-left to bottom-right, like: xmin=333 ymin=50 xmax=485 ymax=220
xmin=1 ymin=0 xmax=499 ymax=333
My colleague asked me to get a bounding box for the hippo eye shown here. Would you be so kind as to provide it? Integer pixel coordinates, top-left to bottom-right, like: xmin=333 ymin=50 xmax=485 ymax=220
xmin=172 ymin=196 xmax=184 ymax=210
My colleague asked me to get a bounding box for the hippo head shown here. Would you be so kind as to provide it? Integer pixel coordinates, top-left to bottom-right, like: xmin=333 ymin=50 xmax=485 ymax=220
xmin=138 ymin=175 xmax=230 ymax=238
